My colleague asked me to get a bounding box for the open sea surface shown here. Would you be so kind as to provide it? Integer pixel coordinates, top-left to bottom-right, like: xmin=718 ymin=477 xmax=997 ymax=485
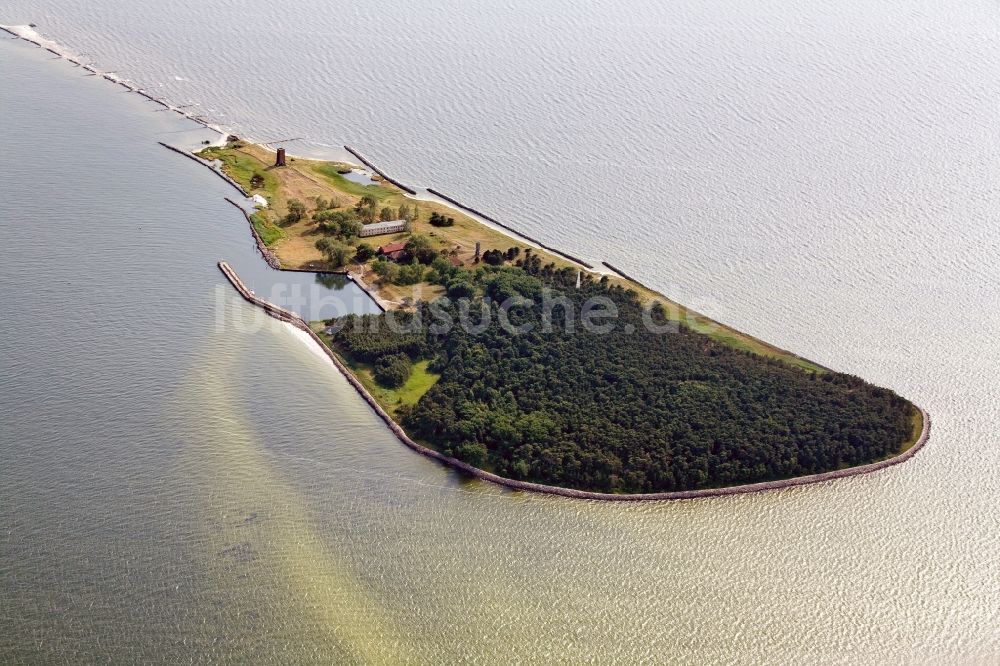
xmin=1 ymin=1 xmax=999 ymax=662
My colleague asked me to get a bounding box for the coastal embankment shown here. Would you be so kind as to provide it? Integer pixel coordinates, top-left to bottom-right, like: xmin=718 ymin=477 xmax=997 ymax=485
xmin=601 ymin=261 xmax=649 ymax=286
xmin=219 ymin=260 xmax=930 ymax=502
xmin=3 ymin=24 xmax=226 ymax=128
xmin=343 ymin=145 xmax=417 ymax=195
xmin=426 ymin=187 xmax=594 ymax=270
xmin=225 ymin=197 xmax=281 ymax=271
xmin=158 ymin=143 xmax=248 ymax=197
xmin=218 ymin=203 xmax=388 ymax=312
xmin=223 ymin=197 xmax=280 ymax=269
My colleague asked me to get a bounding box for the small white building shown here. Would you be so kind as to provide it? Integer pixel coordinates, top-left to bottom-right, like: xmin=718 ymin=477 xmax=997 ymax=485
xmin=359 ymin=219 xmax=407 ymax=237
xmin=251 ymin=194 xmax=268 ymax=208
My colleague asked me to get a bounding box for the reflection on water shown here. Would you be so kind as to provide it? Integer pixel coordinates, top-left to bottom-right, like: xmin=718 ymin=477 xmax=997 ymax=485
xmin=315 ymin=272 xmax=351 ymax=290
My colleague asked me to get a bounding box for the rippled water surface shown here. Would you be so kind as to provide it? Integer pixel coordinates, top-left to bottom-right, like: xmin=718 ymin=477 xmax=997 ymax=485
xmin=1 ymin=2 xmax=999 ymax=662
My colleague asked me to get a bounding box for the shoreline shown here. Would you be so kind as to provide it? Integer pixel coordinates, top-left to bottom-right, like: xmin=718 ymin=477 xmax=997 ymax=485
xmin=4 ymin=30 xmax=928 ymax=499
xmin=1 ymin=24 xmax=230 ymax=133
xmin=160 ymin=143 xmax=248 ymax=195
xmin=184 ymin=137 xmax=826 ymax=371
xmin=425 ymin=187 xmax=595 ymax=270
xmin=219 ymin=197 xmax=390 ymax=312
xmin=218 ymin=260 xmax=930 ymax=502
xmin=222 ymin=197 xmax=280 ymax=269
xmin=343 ymin=145 xmax=417 ymax=195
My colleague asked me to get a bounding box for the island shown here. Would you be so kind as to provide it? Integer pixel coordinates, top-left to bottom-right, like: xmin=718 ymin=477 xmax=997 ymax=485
xmin=201 ymin=139 xmax=926 ymax=498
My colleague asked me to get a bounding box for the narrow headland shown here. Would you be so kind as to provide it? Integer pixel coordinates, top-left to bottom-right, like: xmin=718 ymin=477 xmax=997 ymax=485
xmin=0 ymin=25 xmax=925 ymax=498
xmin=201 ymin=137 xmax=927 ymax=500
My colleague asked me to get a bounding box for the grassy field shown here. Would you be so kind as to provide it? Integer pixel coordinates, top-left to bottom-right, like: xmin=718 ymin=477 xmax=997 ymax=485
xmin=901 ymin=407 xmax=925 ymax=454
xmin=250 ymin=210 xmax=283 ymax=246
xmin=197 ymin=142 xmax=585 ymax=271
xmin=684 ymin=312 xmax=825 ymax=373
xmin=205 ymin=141 xmax=828 ymax=373
xmin=313 ymin=325 xmax=440 ymax=416
xmin=349 ymin=359 xmax=439 ymax=416
xmin=313 ymin=164 xmax=395 ymax=201
xmin=202 ymin=147 xmax=281 ymax=201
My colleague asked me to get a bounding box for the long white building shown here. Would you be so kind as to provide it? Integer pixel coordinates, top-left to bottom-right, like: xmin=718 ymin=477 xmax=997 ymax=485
xmin=359 ymin=220 xmax=407 ymax=237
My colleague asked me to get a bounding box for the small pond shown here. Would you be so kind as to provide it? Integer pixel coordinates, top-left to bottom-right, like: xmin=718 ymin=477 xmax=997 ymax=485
xmin=340 ymin=169 xmax=380 ymax=186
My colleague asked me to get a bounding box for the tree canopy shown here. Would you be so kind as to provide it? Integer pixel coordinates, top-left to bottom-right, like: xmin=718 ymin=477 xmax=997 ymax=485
xmin=328 ymin=264 xmax=915 ymax=493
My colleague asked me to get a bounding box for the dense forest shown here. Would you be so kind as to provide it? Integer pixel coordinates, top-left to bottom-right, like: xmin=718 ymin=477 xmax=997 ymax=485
xmin=329 ymin=259 xmax=915 ymax=493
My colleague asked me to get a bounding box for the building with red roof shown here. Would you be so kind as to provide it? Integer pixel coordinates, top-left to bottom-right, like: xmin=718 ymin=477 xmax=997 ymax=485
xmin=377 ymin=241 xmax=408 ymax=262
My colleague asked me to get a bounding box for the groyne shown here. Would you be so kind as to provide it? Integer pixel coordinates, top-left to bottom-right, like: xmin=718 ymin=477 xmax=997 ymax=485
xmin=219 ymin=260 xmax=930 ymax=503
xmin=426 ymin=187 xmax=594 ymax=270
xmin=223 ymin=197 xmax=281 ymax=269
xmin=343 ymin=145 xmax=417 ymax=195
xmin=136 ymin=89 xmax=171 ymax=108
xmin=158 ymin=142 xmax=249 ymax=196
xmin=602 ymin=261 xmax=647 ymax=286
